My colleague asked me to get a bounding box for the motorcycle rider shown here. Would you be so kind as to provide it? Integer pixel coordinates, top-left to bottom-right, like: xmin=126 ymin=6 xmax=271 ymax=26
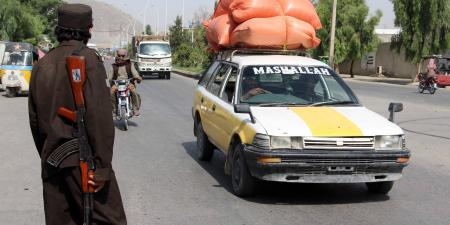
xmin=424 ymin=58 xmax=437 ymax=86
xmin=110 ymin=49 xmax=142 ymax=116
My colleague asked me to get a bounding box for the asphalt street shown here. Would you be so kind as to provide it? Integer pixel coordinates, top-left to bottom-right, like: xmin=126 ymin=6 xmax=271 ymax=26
xmin=0 ymin=72 xmax=450 ymax=225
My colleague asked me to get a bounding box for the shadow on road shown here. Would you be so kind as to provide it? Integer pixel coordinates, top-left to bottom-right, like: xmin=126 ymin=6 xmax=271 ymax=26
xmin=114 ymin=119 xmax=138 ymax=131
xmin=182 ymin=141 xmax=390 ymax=205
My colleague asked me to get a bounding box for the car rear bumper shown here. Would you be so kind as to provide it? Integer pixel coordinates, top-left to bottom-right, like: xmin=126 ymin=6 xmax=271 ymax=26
xmin=242 ymin=145 xmax=410 ymax=183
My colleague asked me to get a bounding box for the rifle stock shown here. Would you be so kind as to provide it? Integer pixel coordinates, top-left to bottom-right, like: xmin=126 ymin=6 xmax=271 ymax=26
xmin=66 ymin=55 xmax=86 ymax=107
xmin=57 ymin=54 xmax=94 ymax=225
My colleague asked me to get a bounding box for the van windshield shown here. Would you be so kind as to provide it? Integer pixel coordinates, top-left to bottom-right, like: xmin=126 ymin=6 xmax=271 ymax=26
xmin=1 ymin=42 xmax=33 ymax=66
xmin=239 ymin=65 xmax=359 ymax=106
xmin=139 ymin=43 xmax=171 ymax=56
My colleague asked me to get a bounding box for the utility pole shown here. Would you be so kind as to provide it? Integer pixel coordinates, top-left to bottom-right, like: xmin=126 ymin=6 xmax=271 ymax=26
xmin=182 ymin=0 xmax=185 ymax=28
xmin=329 ymin=0 xmax=337 ymax=68
xmin=143 ymin=0 xmax=150 ymax=32
xmin=164 ymin=0 xmax=168 ymax=38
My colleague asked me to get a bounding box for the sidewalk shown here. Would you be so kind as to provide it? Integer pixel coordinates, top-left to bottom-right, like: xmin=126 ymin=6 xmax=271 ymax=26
xmin=339 ymin=74 xmax=417 ymax=86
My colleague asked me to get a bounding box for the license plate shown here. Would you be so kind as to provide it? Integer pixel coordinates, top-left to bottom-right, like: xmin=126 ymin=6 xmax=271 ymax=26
xmin=328 ymin=166 xmax=354 ymax=172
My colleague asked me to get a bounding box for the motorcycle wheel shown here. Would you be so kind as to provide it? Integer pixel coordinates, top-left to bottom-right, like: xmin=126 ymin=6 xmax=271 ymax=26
xmin=122 ymin=118 xmax=128 ymax=131
xmin=418 ymin=84 xmax=425 ymax=93
xmin=430 ymin=87 xmax=436 ymax=94
xmin=120 ymin=105 xmax=128 ymax=130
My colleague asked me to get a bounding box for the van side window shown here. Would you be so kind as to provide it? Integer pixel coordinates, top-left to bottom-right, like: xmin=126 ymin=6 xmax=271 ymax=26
xmin=199 ymin=61 xmax=220 ymax=87
xmin=207 ymin=64 xmax=231 ymax=96
xmin=219 ymin=66 xmax=238 ymax=103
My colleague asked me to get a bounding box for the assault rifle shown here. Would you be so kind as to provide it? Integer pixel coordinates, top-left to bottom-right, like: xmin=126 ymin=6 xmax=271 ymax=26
xmin=57 ymin=54 xmax=95 ymax=225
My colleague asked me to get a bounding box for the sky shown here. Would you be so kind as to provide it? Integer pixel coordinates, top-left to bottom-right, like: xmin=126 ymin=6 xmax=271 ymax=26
xmin=97 ymin=0 xmax=397 ymax=33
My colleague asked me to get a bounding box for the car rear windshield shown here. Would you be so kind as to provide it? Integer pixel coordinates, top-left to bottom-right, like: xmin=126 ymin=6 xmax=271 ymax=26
xmin=239 ymin=65 xmax=359 ymax=105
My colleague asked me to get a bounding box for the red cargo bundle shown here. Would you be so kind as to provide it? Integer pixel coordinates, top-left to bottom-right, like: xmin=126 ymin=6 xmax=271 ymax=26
xmin=205 ymin=0 xmax=322 ymax=51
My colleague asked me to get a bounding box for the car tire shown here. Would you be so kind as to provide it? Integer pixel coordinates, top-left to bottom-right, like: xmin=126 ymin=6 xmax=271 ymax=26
xmin=166 ymin=72 xmax=171 ymax=80
xmin=196 ymin=122 xmax=214 ymax=161
xmin=366 ymin=181 xmax=394 ymax=194
xmin=6 ymin=88 xmax=17 ymax=97
xmin=231 ymin=144 xmax=255 ymax=197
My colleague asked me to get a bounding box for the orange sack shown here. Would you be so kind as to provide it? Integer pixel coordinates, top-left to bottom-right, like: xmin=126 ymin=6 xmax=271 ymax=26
xmin=231 ymin=16 xmax=320 ymax=49
xmin=286 ymin=16 xmax=321 ymax=49
xmin=213 ymin=0 xmax=234 ymax=17
xmin=229 ymin=0 xmax=283 ymax=24
xmin=205 ymin=14 xmax=236 ymax=47
xmin=277 ymin=0 xmax=322 ymax=29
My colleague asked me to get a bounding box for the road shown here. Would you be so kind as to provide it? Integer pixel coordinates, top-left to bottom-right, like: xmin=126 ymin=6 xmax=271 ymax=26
xmin=0 ymin=72 xmax=450 ymax=225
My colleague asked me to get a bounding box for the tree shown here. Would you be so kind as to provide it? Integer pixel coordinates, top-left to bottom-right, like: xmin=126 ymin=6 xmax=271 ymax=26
xmin=169 ymin=15 xmax=188 ymax=52
xmin=0 ymin=0 xmax=62 ymax=44
xmin=391 ymin=0 xmax=450 ymax=80
xmin=314 ymin=0 xmax=381 ymax=77
xmin=145 ymin=25 xmax=153 ymax=35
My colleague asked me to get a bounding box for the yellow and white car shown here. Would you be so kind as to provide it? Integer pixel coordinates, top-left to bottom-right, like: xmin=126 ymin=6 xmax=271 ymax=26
xmin=192 ymin=50 xmax=410 ymax=197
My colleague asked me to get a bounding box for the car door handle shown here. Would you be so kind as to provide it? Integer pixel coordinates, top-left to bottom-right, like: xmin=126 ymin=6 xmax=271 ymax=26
xmin=212 ymin=104 xmax=216 ymax=111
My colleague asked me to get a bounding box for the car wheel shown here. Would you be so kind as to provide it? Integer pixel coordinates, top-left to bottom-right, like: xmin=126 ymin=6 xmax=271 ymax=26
xmin=196 ymin=122 xmax=214 ymax=161
xmin=166 ymin=72 xmax=171 ymax=80
xmin=231 ymin=144 xmax=255 ymax=197
xmin=366 ymin=181 xmax=394 ymax=194
xmin=5 ymin=88 xmax=17 ymax=97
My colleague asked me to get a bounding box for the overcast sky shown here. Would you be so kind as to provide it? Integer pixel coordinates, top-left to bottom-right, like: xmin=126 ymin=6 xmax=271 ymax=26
xmin=97 ymin=0 xmax=397 ymax=32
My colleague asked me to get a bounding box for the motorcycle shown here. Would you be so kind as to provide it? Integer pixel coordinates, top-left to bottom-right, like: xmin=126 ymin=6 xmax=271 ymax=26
xmin=112 ymin=78 xmax=139 ymax=130
xmin=418 ymin=73 xmax=437 ymax=94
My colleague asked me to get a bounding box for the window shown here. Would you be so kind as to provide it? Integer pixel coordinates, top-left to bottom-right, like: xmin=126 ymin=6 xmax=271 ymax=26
xmin=199 ymin=61 xmax=220 ymax=87
xmin=239 ymin=65 xmax=358 ymax=105
xmin=207 ymin=63 xmax=230 ymax=96
xmin=219 ymin=66 xmax=238 ymax=103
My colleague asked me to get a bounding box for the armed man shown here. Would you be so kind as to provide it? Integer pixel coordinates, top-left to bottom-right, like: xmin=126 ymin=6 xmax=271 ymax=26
xmin=28 ymin=3 xmax=127 ymax=225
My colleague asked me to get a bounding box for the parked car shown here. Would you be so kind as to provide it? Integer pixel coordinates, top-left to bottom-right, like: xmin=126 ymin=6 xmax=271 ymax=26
xmin=192 ymin=50 xmax=411 ymax=197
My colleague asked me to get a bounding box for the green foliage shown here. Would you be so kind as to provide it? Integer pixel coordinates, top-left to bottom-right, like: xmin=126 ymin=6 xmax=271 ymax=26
xmin=314 ymin=0 xmax=381 ymax=71
xmin=0 ymin=0 xmax=61 ymax=44
xmin=145 ymin=25 xmax=153 ymax=35
xmin=391 ymin=0 xmax=450 ymax=64
xmin=173 ymin=26 xmax=212 ymax=69
xmin=170 ymin=13 xmax=213 ymax=69
xmin=169 ymin=16 xmax=189 ymax=52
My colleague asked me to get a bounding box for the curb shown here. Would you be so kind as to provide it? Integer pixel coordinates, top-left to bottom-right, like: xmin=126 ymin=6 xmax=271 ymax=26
xmin=172 ymin=68 xmax=201 ymax=80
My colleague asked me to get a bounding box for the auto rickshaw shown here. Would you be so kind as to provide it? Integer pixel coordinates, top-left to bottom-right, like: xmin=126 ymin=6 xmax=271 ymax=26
xmin=0 ymin=42 xmax=33 ymax=97
xmin=418 ymin=55 xmax=450 ymax=87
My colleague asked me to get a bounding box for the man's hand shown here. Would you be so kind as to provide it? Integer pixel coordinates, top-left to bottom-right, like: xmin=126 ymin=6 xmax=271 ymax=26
xmin=88 ymin=174 xmax=105 ymax=193
xmin=248 ymin=88 xmax=268 ymax=96
xmin=110 ymin=85 xmax=118 ymax=94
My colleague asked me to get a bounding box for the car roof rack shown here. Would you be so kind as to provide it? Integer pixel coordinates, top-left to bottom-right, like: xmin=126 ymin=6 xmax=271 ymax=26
xmin=216 ymin=48 xmax=311 ymax=60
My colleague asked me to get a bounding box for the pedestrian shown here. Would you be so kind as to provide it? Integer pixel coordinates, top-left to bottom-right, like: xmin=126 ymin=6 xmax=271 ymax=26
xmin=28 ymin=3 xmax=127 ymax=225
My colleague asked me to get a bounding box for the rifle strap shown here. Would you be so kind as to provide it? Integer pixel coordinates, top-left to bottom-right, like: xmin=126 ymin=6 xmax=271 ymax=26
xmin=47 ymin=139 xmax=79 ymax=168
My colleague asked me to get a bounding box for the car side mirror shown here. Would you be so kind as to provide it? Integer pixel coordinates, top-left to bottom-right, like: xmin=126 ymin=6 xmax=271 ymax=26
xmin=388 ymin=102 xmax=403 ymax=122
xmin=234 ymin=104 xmax=255 ymax=123
xmin=234 ymin=104 xmax=251 ymax=113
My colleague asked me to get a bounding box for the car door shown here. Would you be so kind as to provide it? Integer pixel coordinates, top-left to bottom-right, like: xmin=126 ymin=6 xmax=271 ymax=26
xmin=207 ymin=65 xmax=239 ymax=152
xmin=201 ymin=63 xmax=231 ymax=149
xmin=195 ymin=61 xmax=220 ymax=129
